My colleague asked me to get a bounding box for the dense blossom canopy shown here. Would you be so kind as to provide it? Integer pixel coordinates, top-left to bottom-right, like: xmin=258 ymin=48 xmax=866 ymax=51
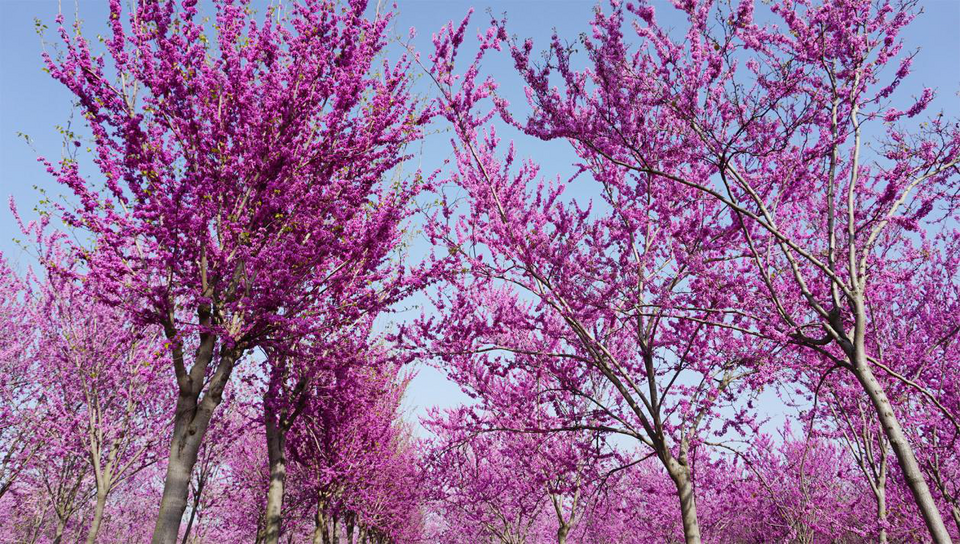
xmin=0 ymin=0 xmax=957 ymax=542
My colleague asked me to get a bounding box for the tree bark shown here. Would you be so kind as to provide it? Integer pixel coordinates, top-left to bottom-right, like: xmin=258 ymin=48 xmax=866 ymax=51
xmin=151 ymin=348 xmax=237 ymax=544
xmin=312 ymin=502 xmax=327 ymax=544
xmin=52 ymin=520 xmax=66 ymax=544
xmin=854 ymin=360 xmax=951 ymax=544
xmin=262 ymin=406 xmax=287 ymax=544
xmin=550 ymin=491 xmax=575 ymax=544
xmin=84 ymin=490 xmax=109 ymax=544
xmin=666 ymin=458 xmax=702 ymax=544
xmin=875 ymin=476 xmax=888 ymax=544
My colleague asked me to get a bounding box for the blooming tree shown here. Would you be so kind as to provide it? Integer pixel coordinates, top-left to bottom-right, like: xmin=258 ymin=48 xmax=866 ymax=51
xmin=0 ymin=0 xmax=956 ymax=542
xmin=285 ymin=351 xmax=424 ymax=543
xmin=416 ymin=10 xmax=779 ymax=543
xmin=0 ymin=255 xmax=37 ymax=504
xmin=492 ymin=0 xmax=960 ymax=540
xmin=39 ymin=0 xmax=427 ymax=540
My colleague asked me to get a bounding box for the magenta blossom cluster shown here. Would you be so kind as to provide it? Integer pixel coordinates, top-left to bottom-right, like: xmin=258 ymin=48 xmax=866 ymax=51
xmin=0 ymin=0 xmax=957 ymax=543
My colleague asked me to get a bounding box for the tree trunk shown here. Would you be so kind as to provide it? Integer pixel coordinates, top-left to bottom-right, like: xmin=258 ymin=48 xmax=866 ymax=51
xmin=666 ymin=458 xmax=702 ymax=544
xmin=262 ymin=408 xmax=287 ymax=544
xmin=152 ymin=396 xmax=207 ymax=544
xmin=313 ymin=502 xmax=327 ymax=544
xmin=551 ymin=492 xmax=574 ymax=544
xmin=52 ymin=519 xmax=66 ymax=544
xmin=180 ymin=472 xmax=205 ymax=544
xmin=25 ymin=507 xmax=45 ymax=544
xmin=854 ymin=360 xmax=951 ymax=544
xmin=151 ymin=349 xmax=237 ymax=544
xmin=950 ymin=505 xmax=960 ymax=537
xmin=84 ymin=490 xmax=109 ymax=544
xmin=876 ymin=480 xmax=887 ymax=544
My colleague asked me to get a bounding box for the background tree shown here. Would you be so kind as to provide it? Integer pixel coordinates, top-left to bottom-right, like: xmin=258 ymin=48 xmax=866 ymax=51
xmin=24 ymin=224 xmax=168 ymax=544
xmin=0 ymin=254 xmax=37 ymax=504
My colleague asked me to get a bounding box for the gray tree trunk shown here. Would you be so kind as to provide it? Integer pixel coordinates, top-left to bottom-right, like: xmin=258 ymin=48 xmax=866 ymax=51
xmin=52 ymin=520 xmax=66 ymax=544
xmin=262 ymin=409 xmax=287 ymax=544
xmin=312 ymin=502 xmax=327 ymax=544
xmin=854 ymin=357 xmax=951 ymax=543
xmin=84 ymin=490 xmax=109 ymax=544
xmin=875 ymin=471 xmax=887 ymax=544
xmin=151 ymin=347 xmax=237 ymax=544
xmin=666 ymin=457 xmax=701 ymax=544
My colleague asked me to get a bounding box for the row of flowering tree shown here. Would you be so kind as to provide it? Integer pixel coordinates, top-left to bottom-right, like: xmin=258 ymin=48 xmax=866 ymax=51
xmin=415 ymin=0 xmax=959 ymax=541
xmin=0 ymin=0 xmax=957 ymax=542
xmin=0 ymin=216 xmax=425 ymax=542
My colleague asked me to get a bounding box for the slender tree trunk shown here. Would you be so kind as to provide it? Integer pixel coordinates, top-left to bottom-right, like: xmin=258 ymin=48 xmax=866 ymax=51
xmin=666 ymin=458 xmax=702 ymax=544
xmin=551 ymin=492 xmax=575 ymax=544
xmin=53 ymin=505 xmax=75 ymax=544
xmin=151 ymin=349 xmax=237 ymax=544
xmin=876 ymin=480 xmax=888 ymax=544
xmin=842 ymin=295 xmax=951 ymax=543
xmin=876 ymin=451 xmax=889 ymax=544
xmin=84 ymin=489 xmax=109 ymax=544
xmin=854 ymin=359 xmax=951 ymax=543
xmin=52 ymin=520 xmax=66 ymax=544
xmin=262 ymin=408 xmax=287 ymax=544
xmin=152 ymin=395 xmax=207 ymax=544
xmin=180 ymin=467 xmax=207 ymax=544
xmin=27 ymin=510 xmax=45 ymax=544
xmin=950 ymin=505 xmax=960 ymax=537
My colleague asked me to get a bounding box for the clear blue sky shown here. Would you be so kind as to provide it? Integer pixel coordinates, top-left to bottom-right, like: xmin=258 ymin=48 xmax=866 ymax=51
xmin=1 ymin=0 xmax=958 ymax=430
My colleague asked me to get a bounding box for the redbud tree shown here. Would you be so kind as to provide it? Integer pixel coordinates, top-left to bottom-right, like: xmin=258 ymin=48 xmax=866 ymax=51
xmin=0 ymin=255 xmax=36 ymax=504
xmin=23 ymin=223 xmax=168 ymax=544
xmin=39 ymin=0 xmax=427 ymax=541
xmin=493 ymin=0 xmax=959 ymax=540
xmin=419 ymin=11 xmax=778 ymax=543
